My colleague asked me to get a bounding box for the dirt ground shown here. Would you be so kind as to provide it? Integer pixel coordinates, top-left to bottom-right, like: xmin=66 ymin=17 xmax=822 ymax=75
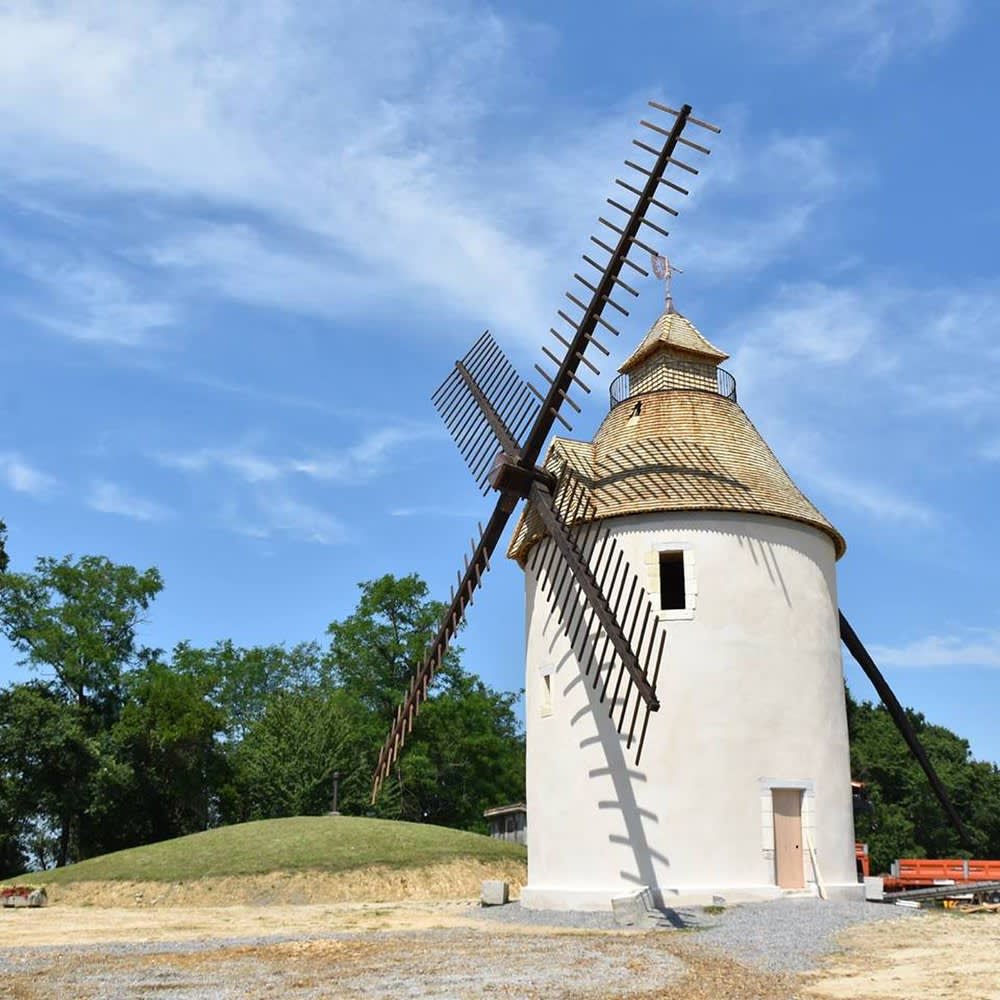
xmin=1 ymin=891 xmax=998 ymax=999
xmin=804 ymin=909 xmax=1000 ymax=1000
xmin=35 ymin=857 xmax=529 ymax=908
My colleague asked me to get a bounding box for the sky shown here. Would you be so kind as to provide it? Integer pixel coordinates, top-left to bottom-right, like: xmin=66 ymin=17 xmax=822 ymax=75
xmin=1 ymin=0 xmax=998 ymax=765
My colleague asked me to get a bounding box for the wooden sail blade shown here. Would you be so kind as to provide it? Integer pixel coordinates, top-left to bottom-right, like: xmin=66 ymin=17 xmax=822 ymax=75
xmin=520 ymin=101 xmax=719 ymax=468
xmin=526 ymin=478 xmax=667 ymax=762
xmin=840 ymin=611 xmax=973 ymax=849
xmin=370 ymin=500 xmax=515 ymax=801
xmin=433 ymin=331 xmax=539 ymax=493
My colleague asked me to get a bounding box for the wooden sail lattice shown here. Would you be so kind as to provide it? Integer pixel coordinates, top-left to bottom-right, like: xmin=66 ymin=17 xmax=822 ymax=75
xmin=370 ymin=101 xmax=720 ymax=799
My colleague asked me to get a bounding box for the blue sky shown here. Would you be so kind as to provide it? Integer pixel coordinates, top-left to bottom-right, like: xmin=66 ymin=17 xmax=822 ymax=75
xmin=1 ymin=1 xmax=998 ymax=764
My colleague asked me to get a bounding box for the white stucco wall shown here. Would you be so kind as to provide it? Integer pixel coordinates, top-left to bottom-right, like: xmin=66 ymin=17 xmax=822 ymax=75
xmin=520 ymin=510 xmax=860 ymax=910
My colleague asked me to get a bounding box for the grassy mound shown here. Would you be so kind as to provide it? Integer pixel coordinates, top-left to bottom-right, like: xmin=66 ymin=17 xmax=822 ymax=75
xmin=7 ymin=816 xmax=526 ymax=886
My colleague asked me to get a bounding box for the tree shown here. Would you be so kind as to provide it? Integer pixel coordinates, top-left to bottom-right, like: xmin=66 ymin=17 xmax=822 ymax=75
xmin=0 ymin=683 xmax=97 ymax=867
xmin=0 ymin=554 xmax=162 ymax=716
xmin=171 ymin=639 xmax=325 ymax=740
xmin=224 ymin=688 xmax=367 ymax=822
xmin=0 ymin=520 xmax=8 ymax=574
xmin=847 ymin=688 xmax=1000 ymax=873
xmin=324 ymin=574 xmax=524 ymax=828
xmin=0 ymin=554 xmax=162 ymax=864
xmin=110 ymin=662 xmax=228 ymax=845
xmin=394 ymin=672 xmax=525 ymax=831
xmin=326 ymin=574 xmax=460 ymax=723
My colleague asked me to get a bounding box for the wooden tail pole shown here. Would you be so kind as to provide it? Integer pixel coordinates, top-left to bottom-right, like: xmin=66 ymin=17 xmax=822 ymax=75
xmin=839 ymin=610 xmax=974 ymax=850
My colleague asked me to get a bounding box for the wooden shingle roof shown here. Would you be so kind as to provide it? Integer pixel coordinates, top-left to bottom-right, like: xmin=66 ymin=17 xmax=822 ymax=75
xmin=619 ymin=309 xmax=729 ymax=373
xmin=508 ymin=389 xmax=845 ymax=563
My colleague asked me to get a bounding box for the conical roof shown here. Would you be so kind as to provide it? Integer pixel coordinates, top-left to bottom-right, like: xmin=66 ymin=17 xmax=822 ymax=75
xmin=507 ymin=308 xmax=845 ymax=563
xmin=619 ymin=308 xmax=728 ymax=373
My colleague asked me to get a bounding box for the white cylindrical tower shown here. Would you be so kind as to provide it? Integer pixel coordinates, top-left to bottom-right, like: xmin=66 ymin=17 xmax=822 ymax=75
xmin=509 ymin=307 xmax=861 ymax=909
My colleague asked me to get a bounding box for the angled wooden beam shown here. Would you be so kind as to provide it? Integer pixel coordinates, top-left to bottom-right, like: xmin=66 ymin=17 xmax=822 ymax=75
xmin=529 ymin=480 xmax=660 ymax=711
xmin=840 ymin=610 xmax=973 ymax=850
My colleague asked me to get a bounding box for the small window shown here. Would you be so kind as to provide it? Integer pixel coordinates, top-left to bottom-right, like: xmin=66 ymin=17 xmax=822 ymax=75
xmin=659 ymin=551 xmax=686 ymax=611
xmin=541 ymin=672 xmax=553 ymax=717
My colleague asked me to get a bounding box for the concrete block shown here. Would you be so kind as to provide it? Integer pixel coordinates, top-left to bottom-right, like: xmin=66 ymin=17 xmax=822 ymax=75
xmin=480 ymin=880 xmax=509 ymax=906
xmin=864 ymin=876 xmax=884 ymax=902
xmin=611 ymin=887 xmax=655 ymax=927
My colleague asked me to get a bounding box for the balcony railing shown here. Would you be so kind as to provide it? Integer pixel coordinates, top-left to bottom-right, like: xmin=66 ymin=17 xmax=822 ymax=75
xmin=609 ymin=368 xmax=737 ymax=409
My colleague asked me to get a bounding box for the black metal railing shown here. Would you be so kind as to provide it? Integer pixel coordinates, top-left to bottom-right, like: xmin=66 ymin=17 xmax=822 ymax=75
xmin=609 ymin=368 xmax=737 ymax=409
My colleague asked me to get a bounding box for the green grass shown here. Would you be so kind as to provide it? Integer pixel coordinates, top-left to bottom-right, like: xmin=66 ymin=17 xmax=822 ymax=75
xmin=4 ymin=816 xmax=526 ymax=886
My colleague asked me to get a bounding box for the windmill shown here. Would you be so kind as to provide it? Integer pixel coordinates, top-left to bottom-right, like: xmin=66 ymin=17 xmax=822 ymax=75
xmin=370 ymin=99 xmax=970 ymax=906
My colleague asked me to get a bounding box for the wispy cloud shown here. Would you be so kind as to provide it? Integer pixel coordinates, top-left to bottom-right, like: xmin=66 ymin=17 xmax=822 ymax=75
xmin=0 ymin=236 xmax=176 ymax=347
xmin=682 ymin=133 xmax=861 ymax=282
xmin=710 ymin=0 xmax=966 ymax=76
xmin=88 ymin=480 xmax=172 ymax=522
xmin=390 ymin=504 xmax=479 ymax=518
xmin=158 ymin=424 xmax=443 ymax=486
xmin=0 ymin=0 xmax=556 ymax=342
xmin=237 ymin=490 xmax=348 ymax=546
xmin=871 ymin=630 xmax=1000 ymax=669
xmin=0 ymin=452 xmax=56 ymax=497
xmin=0 ymin=1 xmax=860 ymax=356
xmin=797 ymin=464 xmax=936 ymax=526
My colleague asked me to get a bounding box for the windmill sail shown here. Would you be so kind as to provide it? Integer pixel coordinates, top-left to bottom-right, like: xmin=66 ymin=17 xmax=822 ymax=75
xmin=370 ymin=99 xmax=720 ymax=802
xmin=525 ymin=466 xmax=668 ymax=759
xmin=433 ymin=330 xmax=540 ymax=492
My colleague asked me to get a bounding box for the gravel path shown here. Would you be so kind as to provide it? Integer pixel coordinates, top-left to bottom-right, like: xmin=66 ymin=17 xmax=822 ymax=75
xmin=693 ymin=897 xmax=916 ymax=972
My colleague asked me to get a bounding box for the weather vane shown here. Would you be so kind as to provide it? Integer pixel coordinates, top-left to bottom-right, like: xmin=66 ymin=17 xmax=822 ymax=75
xmin=651 ymin=253 xmax=682 ymax=312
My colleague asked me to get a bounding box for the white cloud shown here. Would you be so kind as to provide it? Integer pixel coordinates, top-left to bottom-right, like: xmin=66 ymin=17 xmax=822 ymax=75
xmin=0 ymin=238 xmax=176 ymax=347
xmin=159 ymin=446 xmax=283 ymax=483
xmin=0 ymin=0 xmax=559 ymax=342
xmin=712 ymin=0 xmax=966 ymax=76
xmin=871 ymin=631 xmax=1000 ymax=669
xmin=0 ymin=452 xmax=56 ymax=497
xmin=797 ymin=465 xmax=936 ymax=526
xmin=681 ymin=131 xmax=860 ymax=283
xmin=0 ymin=1 xmax=858 ymax=356
xmin=88 ymin=480 xmax=172 ymax=522
xmin=718 ymin=276 xmax=1000 ymax=530
xmin=242 ymin=490 xmax=348 ymax=546
xmin=159 ymin=424 xmax=443 ymax=486
xmin=390 ymin=504 xmax=479 ymax=518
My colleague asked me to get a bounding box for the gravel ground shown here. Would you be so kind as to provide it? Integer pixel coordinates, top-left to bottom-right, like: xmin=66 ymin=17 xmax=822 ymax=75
xmin=472 ymin=896 xmax=915 ymax=971
xmin=693 ymin=897 xmax=916 ymax=972
xmin=0 ymin=897 xmax=915 ymax=999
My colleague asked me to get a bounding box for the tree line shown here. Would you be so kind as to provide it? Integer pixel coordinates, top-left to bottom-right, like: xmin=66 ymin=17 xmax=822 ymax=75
xmin=0 ymin=522 xmax=523 ymax=876
xmin=1 ymin=519 xmax=998 ymax=878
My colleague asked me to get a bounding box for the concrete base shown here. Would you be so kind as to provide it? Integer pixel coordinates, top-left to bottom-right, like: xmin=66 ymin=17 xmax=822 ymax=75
xmin=521 ymin=881 xmax=864 ymax=911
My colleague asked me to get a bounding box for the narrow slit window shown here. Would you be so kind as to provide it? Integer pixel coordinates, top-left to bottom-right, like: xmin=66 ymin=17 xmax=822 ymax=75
xmin=541 ymin=672 xmax=553 ymax=717
xmin=659 ymin=551 xmax=686 ymax=611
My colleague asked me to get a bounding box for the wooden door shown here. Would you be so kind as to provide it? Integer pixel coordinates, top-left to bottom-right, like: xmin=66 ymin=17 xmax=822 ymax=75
xmin=772 ymin=789 xmax=805 ymax=889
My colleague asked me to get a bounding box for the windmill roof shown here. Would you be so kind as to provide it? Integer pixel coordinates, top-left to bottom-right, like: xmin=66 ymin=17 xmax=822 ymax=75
xmin=619 ymin=308 xmax=729 ymax=373
xmin=507 ymin=390 xmax=845 ymax=562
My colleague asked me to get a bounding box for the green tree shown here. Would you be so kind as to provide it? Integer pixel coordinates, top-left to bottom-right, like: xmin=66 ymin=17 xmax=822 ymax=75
xmin=224 ymin=688 xmax=367 ymax=821
xmin=847 ymin=688 xmax=1000 ymax=873
xmin=172 ymin=639 xmax=325 ymax=740
xmin=324 ymin=574 xmax=525 ymax=829
xmin=0 ymin=554 xmax=162 ymax=864
xmin=0 ymin=683 xmax=98 ymax=867
xmin=0 ymin=554 xmax=162 ymax=716
xmin=326 ymin=574 xmax=460 ymax=723
xmin=0 ymin=520 xmax=8 ymax=574
xmin=110 ymin=662 xmax=228 ymax=845
xmin=393 ymin=672 xmax=525 ymax=831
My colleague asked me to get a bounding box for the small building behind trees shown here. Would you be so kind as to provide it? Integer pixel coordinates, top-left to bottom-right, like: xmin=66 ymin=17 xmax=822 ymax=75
xmin=484 ymin=803 xmax=527 ymax=845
